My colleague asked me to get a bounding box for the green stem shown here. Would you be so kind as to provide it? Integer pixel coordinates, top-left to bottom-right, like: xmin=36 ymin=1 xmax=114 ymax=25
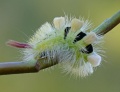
xmin=93 ymin=10 xmax=120 ymax=35
xmin=0 ymin=10 xmax=120 ymax=75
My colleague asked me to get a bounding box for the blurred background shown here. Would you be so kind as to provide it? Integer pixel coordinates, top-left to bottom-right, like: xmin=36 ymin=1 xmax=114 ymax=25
xmin=0 ymin=0 xmax=120 ymax=92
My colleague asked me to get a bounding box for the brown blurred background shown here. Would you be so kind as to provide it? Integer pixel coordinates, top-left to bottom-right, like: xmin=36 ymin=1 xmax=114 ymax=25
xmin=0 ymin=0 xmax=120 ymax=92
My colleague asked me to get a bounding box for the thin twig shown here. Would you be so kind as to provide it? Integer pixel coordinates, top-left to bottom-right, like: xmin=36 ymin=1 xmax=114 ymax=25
xmin=0 ymin=61 xmax=38 ymax=75
xmin=0 ymin=10 xmax=120 ymax=75
xmin=93 ymin=11 xmax=120 ymax=35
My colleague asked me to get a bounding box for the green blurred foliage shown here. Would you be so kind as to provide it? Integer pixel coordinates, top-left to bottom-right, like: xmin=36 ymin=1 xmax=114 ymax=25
xmin=0 ymin=0 xmax=120 ymax=92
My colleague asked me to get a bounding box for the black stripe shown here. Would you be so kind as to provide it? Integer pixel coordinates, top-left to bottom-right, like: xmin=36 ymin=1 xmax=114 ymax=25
xmin=81 ymin=44 xmax=93 ymax=54
xmin=73 ymin=32 xmax=86 ymax=43
xmin=64 ymin=27 xmax=71 ymax=39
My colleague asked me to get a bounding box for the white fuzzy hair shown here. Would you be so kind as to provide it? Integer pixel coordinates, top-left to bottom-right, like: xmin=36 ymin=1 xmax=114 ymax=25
xmin=22 ymin=16 xmax=103 ymax=77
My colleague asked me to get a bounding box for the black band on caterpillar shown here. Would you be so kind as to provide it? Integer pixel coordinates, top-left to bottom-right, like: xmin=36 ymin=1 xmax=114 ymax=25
xmin=73 ymin=32 xmax=86 ymax=43
xmin=81 ymin=44 xmax=93 ymax=54
xmin=64 ymin=27 xmax=71 ymax=39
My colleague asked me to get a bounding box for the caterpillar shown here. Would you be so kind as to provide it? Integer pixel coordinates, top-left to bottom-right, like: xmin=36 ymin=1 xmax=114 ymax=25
xmin=7 ymin=16 xmax=103 ymax=77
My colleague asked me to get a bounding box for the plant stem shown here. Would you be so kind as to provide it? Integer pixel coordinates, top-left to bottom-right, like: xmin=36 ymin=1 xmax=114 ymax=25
xmin=0 ymin=61 xmax=38 ymax=75
xmin=93 ymin=10 xmax=120 ymax=35
xmin=0 ymin=10 xmax=120 ymax=75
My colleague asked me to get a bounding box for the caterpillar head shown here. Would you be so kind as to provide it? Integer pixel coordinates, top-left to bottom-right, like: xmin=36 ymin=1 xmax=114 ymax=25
xmin=7 ymin=16 xmax=103 ymax=78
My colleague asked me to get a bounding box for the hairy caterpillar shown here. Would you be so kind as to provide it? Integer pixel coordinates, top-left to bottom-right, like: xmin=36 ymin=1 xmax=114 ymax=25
xmin=7 ymin=16 xmax=103 ymax=77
